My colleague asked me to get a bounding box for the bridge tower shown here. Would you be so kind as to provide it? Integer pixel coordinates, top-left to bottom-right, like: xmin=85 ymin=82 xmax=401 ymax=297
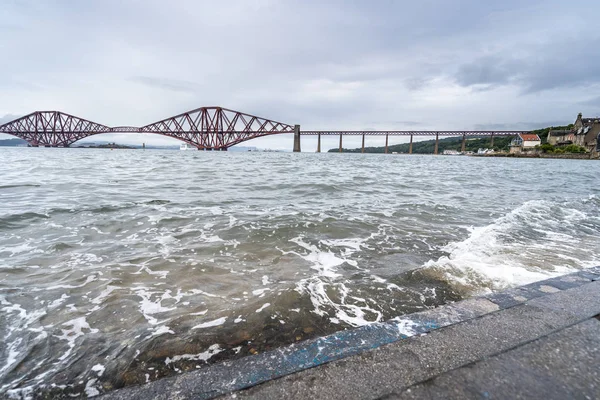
xmin=293 ymin=125 xmax=301 ymax=152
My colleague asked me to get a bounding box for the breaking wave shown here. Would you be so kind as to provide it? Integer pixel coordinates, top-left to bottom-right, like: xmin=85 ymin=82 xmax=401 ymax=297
xmin=421 ymin=195 xmax=600 ymax=294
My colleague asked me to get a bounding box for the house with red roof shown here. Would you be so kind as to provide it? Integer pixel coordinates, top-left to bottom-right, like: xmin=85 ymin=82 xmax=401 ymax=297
xmin=509 ymin=133 xmax=541 ymax=153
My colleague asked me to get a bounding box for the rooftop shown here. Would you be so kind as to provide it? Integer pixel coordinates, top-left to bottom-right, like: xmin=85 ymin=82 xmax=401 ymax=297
xmin=548 ymin=130 xmax=572 ymax=137
xmin=581 ymin=117 xmax=600 ymax=124
xmin=519 ymin=133 xmax=541 ymax=141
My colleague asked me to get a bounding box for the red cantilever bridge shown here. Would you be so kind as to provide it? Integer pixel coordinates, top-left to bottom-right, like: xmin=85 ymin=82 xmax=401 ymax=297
xmin=0 ymin=106 xmax=529 ymax=153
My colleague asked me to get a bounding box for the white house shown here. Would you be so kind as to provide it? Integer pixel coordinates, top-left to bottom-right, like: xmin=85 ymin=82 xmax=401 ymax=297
xmin=509 ymin=133 xmax=541 ymax=153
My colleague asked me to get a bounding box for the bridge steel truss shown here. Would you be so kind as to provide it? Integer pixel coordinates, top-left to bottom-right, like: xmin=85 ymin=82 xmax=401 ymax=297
xmin=300 ymin=131 xmax=525 ymax=136
xmin=299 ymin=130 xmax=526 ymax=153
xmin=0 ymin=111 xmax=112 ymax=147
xmin=0 ymin=107 xmax=295 ymax=150
xmin=139 ymin=107 xmax=295 ymax=150
xmin=0 ymin=106 xmax=528 ymax=152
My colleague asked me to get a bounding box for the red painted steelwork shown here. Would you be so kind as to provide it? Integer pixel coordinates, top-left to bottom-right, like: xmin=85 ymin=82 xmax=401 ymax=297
xmin=139 ymin=107 xmax=294 ymax=150
xmin=300 ymin=131 xmax=526 ymax=136
xmin=0 ymin=107 xmax=295 ymax=149
xmin=0 ymin=107 xmax=530 ymax=149
xmin=0 ymin=111 xmax=111 ymax=147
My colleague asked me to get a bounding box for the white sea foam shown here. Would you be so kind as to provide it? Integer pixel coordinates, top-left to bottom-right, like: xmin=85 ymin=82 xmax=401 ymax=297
xmin=393 ymin=318 xmax=419 ymax=337
xmin=252 ymin=288 xmax=270 ymax=297
xmin=133 ymin=266 xmax=169 ymax=279
xmin=151 ymin=325 xmax=175 ymax=337
xmin=192 ymin=317 xmax=227 ymax=329
xmin=1 ymin=242 xmax=43 ymax=257
xmin=84 ymin=378 xmax=100 ymax=397
xmin=165 ymin=344 xmax=223 ymax=365
xmin=0 ymin=338 xmax=22 ymax=378
xmin=287 ymin=237 xmax=346 ymax=278
xmin=261 ymin=275 xmax=271 ymax=285
xmin=423 ymin=199 xmax=595 ymax=292
xmin=37 ymin=274 xmax=98 ymax=292
xmin=255 ymin=303 xmax=270 ymax=313
xmin=200 ymin=233 xmax=224 ymax=243
xmin=1 ymin=299 xmax=46 ymax=335
xmin=91 ymin=285 xmax=118 ymax=304
xmin=134 ymin=288 xmax=177 ymax=325
xmin=189 ymin=289 xmax=222 ymax=298
xmin=286 ymin=236 xmax=383 ymax=327
xmin=320 ymin=238 xmax=366 ymax=254
xmin=298 ymin=279 xmax=383 ymax=326
xmin=6 ymin=386 xmax=35 ymax=400
xmin=64 ymin=253 xmax=103 ymax=268
xmin=91 ymin=364 xmax=105 ymax=377
xmin=54 ymin=317 xmax=98 ymax=361
xmin=48 ymin=294 xmax=70 ymax=309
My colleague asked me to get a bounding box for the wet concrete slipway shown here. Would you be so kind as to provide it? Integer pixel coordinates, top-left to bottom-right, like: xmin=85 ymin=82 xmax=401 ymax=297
xmin=102 ymin=266 xmax=600 ymax=400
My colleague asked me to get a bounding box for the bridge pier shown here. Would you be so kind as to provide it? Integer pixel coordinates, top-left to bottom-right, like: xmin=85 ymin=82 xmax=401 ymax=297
xmin=409 ymin=135 xmax=413 ymax=154
xmin=461 ymin=134 xmax=466 ymax=152
xmin=385 ymin=134 xmax=389 ymax=154
xmin=490 ymin=133 xmax=495 ymax=148
xmin=293 ymin=125 xmax=301 ymax=152
xmin=317 ymin=133 xmax=321 ymax=153
xmin=362 ymin=134 xmax=365 ymax=153
xmin=339 ymin=133 xmax=343 ymax=153
xmin=434 ymin=133 xmax=439 ymax=155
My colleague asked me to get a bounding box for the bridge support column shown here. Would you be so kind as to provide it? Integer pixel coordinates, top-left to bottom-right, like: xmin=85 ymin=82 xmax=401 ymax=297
xmin=361 ymin=134 xmax=365 ymax=153
xmin=409 ymin=135 xmax=413 ymax=154
xmin=293 ymin=125 xmax=301 ymax=152
xmin=461 ymin=134 xmax=466 ymax=152
xmin=339 ymin=133 xmax=343 ymax=153
xmin=317 ymin=133 xmax=321 ymax=153
xmin=434 ymin=133 xmax=439 ymax=155
xmin=490 ymin=133 xmax=495 ymax=148
xmin=385 ymin=134 xmax=389 ymax=154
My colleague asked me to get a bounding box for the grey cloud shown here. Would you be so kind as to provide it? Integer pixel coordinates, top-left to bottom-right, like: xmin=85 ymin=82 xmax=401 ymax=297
xmin=1 ymin=1 xmax=600 ymax=146
xmin=473 ymin=121 xmax=572 ymax=131
xmin=0 ymin=114 xmax=20 ymax=125
xmin=404 ymin=77 xmax=431 ymax=91
xmin=377 ymin=120 xmax=422 ymax=127
xmin=128 ymin=76 xmax=201 ymax=93
xmin=454 ymin=57 xmax=519 ymax=88
xmin=453 ymin=36 xmax=600 ymax=94
xmin=578 ymin=96 xmax=600 ymax=107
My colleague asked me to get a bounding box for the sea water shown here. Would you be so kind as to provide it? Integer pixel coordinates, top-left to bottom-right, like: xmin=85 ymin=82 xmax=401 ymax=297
xmin=1 ymin=148 xmax=599 ymax=398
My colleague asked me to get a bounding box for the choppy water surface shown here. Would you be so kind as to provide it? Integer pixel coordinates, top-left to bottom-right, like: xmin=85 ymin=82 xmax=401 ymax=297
xmin=1 ymin=148 xmax=599 ymax=398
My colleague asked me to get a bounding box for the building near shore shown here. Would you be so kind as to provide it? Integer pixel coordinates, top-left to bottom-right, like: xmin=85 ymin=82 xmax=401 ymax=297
xmin=573 ymin=113 xmax=600 ymax=152
xmin=509 ymin=133 xmax=541 ymax=154
xmin=443 ymin=149 xmax=460 ymax=155
xmin=547 ymin=129 xmax=574 ymax=146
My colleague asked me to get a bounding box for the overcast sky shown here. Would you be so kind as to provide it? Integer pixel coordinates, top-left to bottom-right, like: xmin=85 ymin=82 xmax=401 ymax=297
xmin=1 ymin=0 xmax=599 ymax=150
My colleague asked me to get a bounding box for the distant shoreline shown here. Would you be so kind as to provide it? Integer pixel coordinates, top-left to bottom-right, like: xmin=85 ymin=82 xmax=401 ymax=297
xmin=471 ymin=152 xmax=598 ymax=160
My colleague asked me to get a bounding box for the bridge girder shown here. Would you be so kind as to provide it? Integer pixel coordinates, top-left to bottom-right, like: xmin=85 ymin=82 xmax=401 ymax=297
xmin=139 ymin=107 xmax=295 ymax=149
xmin=0 ymin=107 xmax=295 ymax=149
xmin=0 ymin=107 xmax=531 ymax=149
xmin=0 ymin=111 xmax=111 ymax=147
